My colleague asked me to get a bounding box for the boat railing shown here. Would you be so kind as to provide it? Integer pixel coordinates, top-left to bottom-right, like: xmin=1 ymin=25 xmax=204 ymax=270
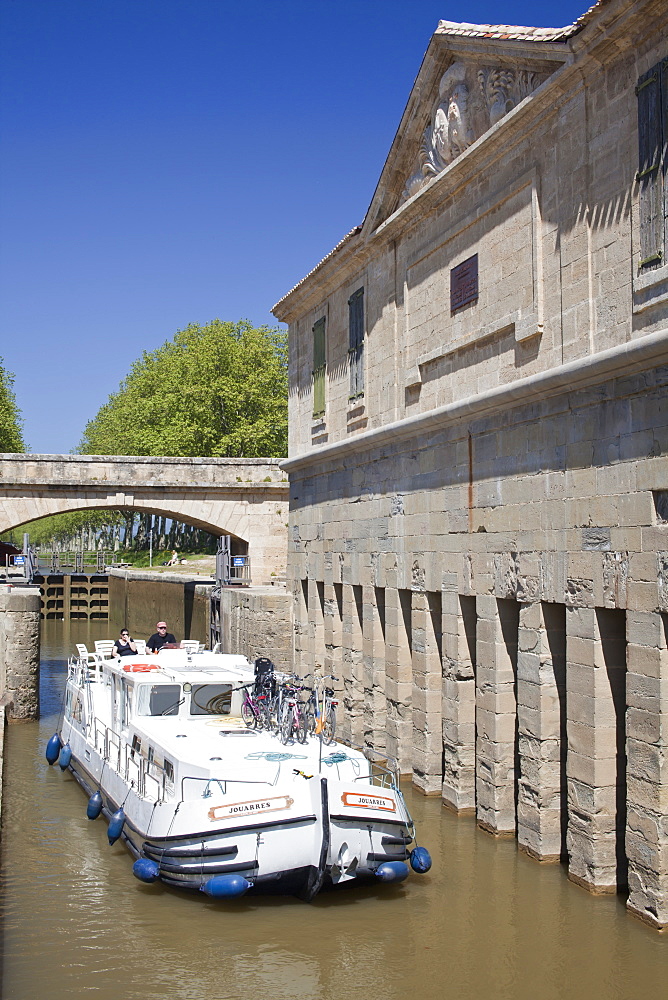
xmin=91 ymin=716 xmax=172 ymax=802
xmin=68 ymin=657 xmax=93 ymax=685
xmin=69 ymin=654 xmax=105 ymax=682
xmin=141 ymin=757 xmax=171 ymax=800
xmin=328 ymin=738 xmax=400 ymax=789
xmin=179 ymin=772 xmax=277 ymax=802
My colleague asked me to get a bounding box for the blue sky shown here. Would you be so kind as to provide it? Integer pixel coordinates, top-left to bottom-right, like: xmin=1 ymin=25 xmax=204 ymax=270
xmin=1 ymin=0 xmax=587 ymax=454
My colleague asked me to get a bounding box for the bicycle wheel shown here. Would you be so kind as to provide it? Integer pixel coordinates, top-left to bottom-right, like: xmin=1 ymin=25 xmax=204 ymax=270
xmin=297 ymin=710 xmax=308 ymax=744
xmin=280 ymin=706 xmax=294 ymax=744
xmin=261 ymin=701 xmax=272 ymax=731
xmin=322 ymin=707 xmax=336 ymax=745
xmin=241 ymin=701 xmax=256 ymax=729
xmin=305 ymin=706 xmax=316 ymax=735
xmin=255 ymin=697 xmax=267 ymax=730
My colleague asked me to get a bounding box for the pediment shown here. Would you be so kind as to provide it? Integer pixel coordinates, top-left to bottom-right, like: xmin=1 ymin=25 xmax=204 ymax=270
xmin=401 ymin=61 xmax=549 ymax=201
xmin=362 ymin=32 xmax=569 ymax=234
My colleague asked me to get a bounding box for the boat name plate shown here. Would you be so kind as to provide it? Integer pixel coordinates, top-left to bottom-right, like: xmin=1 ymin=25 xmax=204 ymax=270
xmin=340 ymin=792 xmax=396 ymax=812
xmin=208 ymin=795 xmax=294 ymax=822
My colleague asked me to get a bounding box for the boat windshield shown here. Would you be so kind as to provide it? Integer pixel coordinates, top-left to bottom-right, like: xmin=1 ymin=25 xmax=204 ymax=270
xmin=136 ymin=684 xmax=182 ymax=717
xmin=189 ymin=683 xmax=233 ymax=716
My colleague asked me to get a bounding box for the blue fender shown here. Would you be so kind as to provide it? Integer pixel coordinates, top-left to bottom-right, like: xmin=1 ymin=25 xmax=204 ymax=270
xmin=58 ymin=744 xmax=72 ymax=770
xmin=133 ymin=858 xmax=160 ymax=883
xmin=375 ymin=861 xmax=409 ymax=883
xmin=107 ymin=807 xmax=126 ymax=845
xmin=200 ymin=874 xmax=252 ymax=899
xmin=410 ymin=846 xmax=433 ymax=873
xmin=45 ymin=733 xmax=61 ymax=765
xmin=87 ymin=791 xmax=103 ymax=820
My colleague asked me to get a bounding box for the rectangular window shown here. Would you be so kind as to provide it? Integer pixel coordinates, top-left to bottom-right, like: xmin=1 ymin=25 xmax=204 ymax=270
xmin=136 ymin=683 xmax=182 ymax=716
xmin=312 ymin=316 xmax=326 ymax=417
xmin=348 ymin=287 xmax=364 ymax=399
xmin=637 ymin=58 xmax=667 ymax=269
xmin=189 ymin=683 xmax=232 ymax=716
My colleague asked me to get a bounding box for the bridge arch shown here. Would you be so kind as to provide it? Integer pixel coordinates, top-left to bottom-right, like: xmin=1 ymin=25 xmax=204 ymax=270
xmin=0 ymin=453 xmax=288 ymax=584
xmin=5 ymin=496 xmax=249 ymax=543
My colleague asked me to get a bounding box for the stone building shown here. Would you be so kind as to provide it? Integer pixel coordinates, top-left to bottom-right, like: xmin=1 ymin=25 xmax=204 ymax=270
xmin=272 ymin=0 xmax=668 ymax=929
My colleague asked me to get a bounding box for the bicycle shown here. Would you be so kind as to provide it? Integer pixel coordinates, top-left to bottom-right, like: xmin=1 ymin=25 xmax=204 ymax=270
xmin=278 ymin=677 xmax=308 ymax=744
xmin=237 ymin=683 xmax=267 ymax=729
xmin=312 ymin=674 xmax=338 ymax=745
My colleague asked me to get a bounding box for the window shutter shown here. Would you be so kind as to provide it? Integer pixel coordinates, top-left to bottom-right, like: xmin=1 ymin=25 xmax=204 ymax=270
xmin=637 ymin=61 xmax=665 ymax=268
xmin=663 ymin=58 xmax=668 ymax=258
xmin=348 ymin=288 xmax=364 ymax=399
xmin=312 ymin=316 xmax=326 ymax=417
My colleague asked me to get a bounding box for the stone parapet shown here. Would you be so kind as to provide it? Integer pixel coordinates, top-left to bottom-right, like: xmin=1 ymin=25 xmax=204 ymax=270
xmin=0 ymin=586 xmax=41 ymax=722
xmin=218 ymin=586 xmax=292 ymax=668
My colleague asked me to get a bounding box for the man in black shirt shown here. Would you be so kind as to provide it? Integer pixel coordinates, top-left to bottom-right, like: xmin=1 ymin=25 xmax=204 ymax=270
xmin=147 ymin=621 xmax=177 ymax=652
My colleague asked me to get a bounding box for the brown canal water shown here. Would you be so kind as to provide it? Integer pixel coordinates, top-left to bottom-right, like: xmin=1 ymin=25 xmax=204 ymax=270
xmin=1 ymin=620 xmax=666 ymax=1000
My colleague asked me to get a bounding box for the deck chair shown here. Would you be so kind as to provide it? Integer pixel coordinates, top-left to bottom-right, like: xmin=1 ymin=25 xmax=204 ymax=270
xmin=180 ymin=640 xmax=200 ymax=654
xmin=94 ymin=640 xmax=116 ymax=659
xmin=75 ymin=643 xmax=96 ymax=665
xmin=134 ymin=639 xmax=147 ymax=654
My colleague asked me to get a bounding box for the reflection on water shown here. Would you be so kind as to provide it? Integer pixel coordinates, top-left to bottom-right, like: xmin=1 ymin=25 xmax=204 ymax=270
xmin=1 ymin=621 xmax=666 ymax=1000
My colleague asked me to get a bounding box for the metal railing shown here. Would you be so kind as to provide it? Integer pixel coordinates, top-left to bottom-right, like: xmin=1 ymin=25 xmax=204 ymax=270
xmin=0 ymin=546 xmax=38 ymax=584
xmin=327 ymin=738 xmax=401 ymax=789
xmin=215 ymin=537 xmax=251 ymax=586
xmin=88 ymin=714 xmax=173 ymax=802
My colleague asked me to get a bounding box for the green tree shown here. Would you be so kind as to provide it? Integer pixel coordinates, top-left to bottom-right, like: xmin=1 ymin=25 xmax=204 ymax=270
xmin=0 ymin=357 xmax=25 ymax=452
xmin=77 ymin=320 xmax=288 ymax=457
xmin=8 ymin=510 xmax=125 ymax=548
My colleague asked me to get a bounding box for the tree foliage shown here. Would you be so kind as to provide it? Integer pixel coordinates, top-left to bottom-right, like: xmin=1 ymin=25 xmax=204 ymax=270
xmin=6 ymin=511 xmax=125 ymax=548
xmin=2 ymin=510 xmax=216 ymax=554
xmin=77 ymin=320 xmax=288 ymax=457
xmin=0 ymin=357 xmax=25 ymax=452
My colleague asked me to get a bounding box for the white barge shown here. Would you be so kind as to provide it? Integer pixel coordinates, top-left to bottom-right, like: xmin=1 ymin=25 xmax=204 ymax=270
xmin=47 ymin=645 xmax=431 ymax=899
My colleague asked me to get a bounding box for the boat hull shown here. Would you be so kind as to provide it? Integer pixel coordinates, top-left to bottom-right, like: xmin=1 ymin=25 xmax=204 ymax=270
xmin=63 ymin=742 xmax=412 ymax=898
xmin=55 ymin=650 xmax=419 ymax=901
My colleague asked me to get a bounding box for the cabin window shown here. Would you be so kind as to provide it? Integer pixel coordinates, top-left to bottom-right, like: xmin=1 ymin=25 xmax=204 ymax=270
xmin=189 ymin=683 xmax=233 ymax=716
xmin=147 ymin=746 xmax=160 ymax=779
xmin=121 ymin=680 xmax=132 ymax=728
xmin=164 ymin=759 xmax=175 ymax=787
xmin=131 ymin=734 xmax=142 ymax=759
xmin=136 ymin=684 xmax=182 ymax=717
xmin=66 ymin=687 xmax=84 ymax=725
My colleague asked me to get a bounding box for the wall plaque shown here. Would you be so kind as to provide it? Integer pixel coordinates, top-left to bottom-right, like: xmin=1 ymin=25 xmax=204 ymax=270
xmin=450 ymin=254 xmax=478 ymax=312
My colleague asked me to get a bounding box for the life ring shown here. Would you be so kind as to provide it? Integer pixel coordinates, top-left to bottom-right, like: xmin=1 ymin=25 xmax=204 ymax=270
xmin=122 ymin=663 xmax=159 ymax=673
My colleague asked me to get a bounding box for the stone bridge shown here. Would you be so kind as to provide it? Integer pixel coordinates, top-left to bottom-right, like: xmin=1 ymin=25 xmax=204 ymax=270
xmin=0 ymin=454 xmax=289 ymax=585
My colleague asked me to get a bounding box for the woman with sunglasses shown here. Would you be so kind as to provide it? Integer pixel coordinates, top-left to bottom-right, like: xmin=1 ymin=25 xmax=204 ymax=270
xmin=112 ymin=629 xmax=137 ymax=657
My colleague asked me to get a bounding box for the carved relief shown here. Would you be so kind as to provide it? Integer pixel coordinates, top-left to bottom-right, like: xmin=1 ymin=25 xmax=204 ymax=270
xmin=402 ymin=61 xmax=547 ymax=202
xmin=477 ymin=67 xmax=515 ymax=124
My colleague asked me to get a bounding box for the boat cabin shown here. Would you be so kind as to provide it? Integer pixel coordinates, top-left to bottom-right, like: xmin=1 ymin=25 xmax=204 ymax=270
xmin=64 ymin=649 xmax=256 ymax=800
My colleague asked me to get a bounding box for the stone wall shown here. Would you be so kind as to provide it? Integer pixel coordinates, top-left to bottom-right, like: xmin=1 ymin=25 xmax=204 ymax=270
xmin=105 ymin=571 xmax=293 ymax=667
xmin=284 ymin=365 xmax=668 ymax=927
xmin=107 ymin=571 xmax=211 ymax=643
xmin=219 ymin=587 xmax=292 ymax=669
xmin=273 ymin=0 xmax=668 ymax=930
xmin=0 ymin=586 xmax=41 ymax=722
